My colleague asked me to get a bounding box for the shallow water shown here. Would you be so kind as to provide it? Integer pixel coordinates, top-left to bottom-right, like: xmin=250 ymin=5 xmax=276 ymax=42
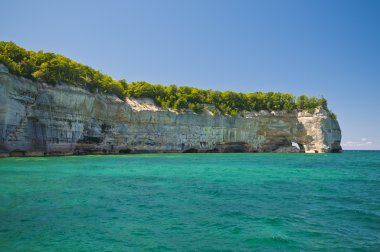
xmin=0 ymin=151 xmax=379 ymax=251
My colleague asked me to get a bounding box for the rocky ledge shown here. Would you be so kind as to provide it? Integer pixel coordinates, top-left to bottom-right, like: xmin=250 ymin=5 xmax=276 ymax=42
xmin=0 ymin=67 xmax=342 ymax=157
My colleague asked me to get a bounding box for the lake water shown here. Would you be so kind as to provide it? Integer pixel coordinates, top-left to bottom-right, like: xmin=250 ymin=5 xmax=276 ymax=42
xmin=0 ymin=151 xmax=379 ymax=251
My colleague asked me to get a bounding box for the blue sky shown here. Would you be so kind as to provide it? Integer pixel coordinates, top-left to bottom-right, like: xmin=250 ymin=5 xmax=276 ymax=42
xmin=2 ymin=0 xmax=380 ymax=150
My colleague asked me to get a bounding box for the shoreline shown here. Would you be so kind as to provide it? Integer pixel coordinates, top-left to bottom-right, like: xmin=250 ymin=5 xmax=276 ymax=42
xmin=0 ymin=149 xmax=344 ymax=158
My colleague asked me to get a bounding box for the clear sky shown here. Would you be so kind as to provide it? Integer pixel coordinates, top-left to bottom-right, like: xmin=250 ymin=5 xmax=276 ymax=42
xmin=2 ymin=0 xmax=379 ymax=150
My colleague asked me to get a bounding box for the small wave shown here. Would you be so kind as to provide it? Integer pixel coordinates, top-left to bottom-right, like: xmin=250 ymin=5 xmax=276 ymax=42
xmin=244 ymin=235 xmax=295 ymax=246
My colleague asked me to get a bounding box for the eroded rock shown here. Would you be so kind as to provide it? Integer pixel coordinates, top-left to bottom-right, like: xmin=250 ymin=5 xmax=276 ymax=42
xmin=0 ymin=69 xmax=342 ymax=156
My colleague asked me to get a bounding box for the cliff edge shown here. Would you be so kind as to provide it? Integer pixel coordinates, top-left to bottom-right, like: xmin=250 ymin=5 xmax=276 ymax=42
xmin=0 ymin=67 xmax=342 ymax=157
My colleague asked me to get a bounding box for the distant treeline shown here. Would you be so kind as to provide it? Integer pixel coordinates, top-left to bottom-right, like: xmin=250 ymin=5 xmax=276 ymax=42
xmin=0 ymin=41 xmax=333 ymax=117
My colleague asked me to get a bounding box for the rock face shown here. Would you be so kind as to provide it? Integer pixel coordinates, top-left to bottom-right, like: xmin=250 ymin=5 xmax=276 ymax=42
xmin=0 ymin=67 xmax=342 ymax=157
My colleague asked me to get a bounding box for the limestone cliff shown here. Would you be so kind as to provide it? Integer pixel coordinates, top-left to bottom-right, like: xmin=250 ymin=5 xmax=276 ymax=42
xmin=0 ymin=66 xmax=342 ymax=157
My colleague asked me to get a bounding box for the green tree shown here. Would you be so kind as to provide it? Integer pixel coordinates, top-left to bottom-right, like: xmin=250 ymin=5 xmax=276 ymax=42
xmin=0 ymin=41 xmax=334 ymax=116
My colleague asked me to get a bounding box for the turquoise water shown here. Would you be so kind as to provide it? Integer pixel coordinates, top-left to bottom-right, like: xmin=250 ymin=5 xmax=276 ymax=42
xmin=0 ymin=152 xmax=379 ymax=251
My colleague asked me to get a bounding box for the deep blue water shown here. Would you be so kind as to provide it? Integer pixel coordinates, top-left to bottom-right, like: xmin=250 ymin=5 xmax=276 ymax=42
xmin=0 ymin=151 xmax=379 ymax=251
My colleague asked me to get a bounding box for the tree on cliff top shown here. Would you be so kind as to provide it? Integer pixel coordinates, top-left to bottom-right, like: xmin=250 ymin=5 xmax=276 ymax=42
xmin=0 ymin=41 xmax=126 ymax=100
xmin=0 ymin=41 xmax=332 ymax=115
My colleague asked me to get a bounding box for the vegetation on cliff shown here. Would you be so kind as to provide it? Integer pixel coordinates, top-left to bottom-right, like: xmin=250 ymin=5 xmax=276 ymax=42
xmin=0 ymin=41 xmax=332 ymax=115
xmin=0 ymin=41 xmax=126 ymax=99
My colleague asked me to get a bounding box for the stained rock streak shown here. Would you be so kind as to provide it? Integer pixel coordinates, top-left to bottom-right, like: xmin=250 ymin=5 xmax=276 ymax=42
xmin=0 ymin=69 xmax=342 ymax=157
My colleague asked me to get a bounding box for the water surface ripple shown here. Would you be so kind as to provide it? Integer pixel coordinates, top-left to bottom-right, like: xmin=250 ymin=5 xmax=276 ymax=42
xmin=0 ymin=151 xmax=379 ymax=251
